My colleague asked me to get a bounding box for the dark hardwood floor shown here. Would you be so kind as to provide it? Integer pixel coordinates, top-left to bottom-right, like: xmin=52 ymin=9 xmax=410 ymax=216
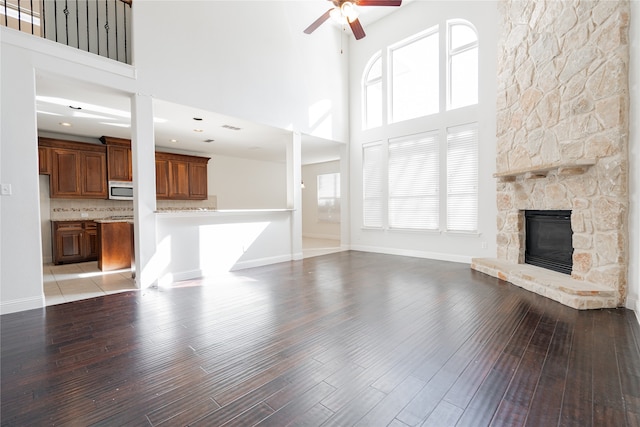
xmin=2 ymin=251 xmax=639 ymax=426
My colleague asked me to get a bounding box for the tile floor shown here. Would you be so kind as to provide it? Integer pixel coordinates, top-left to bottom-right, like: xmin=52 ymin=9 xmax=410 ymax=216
xmin=43 ymin=237 xmax=343 ymax=306
xmin=43 ymin=262 xmax=137 ymax=306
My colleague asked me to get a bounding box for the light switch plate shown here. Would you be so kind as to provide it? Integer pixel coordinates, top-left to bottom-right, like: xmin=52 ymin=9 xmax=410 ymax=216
xmin=1 ymin=184 xmax=12 ymax=196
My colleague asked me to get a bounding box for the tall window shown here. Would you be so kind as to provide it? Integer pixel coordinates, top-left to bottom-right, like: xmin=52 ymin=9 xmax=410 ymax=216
xmin=447 ymin=20 xmax=478 ymax=110
xmin=360 ymin=18 xmax=480 ymax=233
xmin=363 ymin=143 xmax=383 ymax=228
xmin=446 ymin=123 xmax=478 ymax=232
xmin=388 ymin=132 xmax=440 ymax=230
xmin=363 ymin=53 xmax=382 ymax=129
xmin=317 ymin=173 xmax=341 ymax=223
xmin=389 ymin=27 xmax=439 ymax=123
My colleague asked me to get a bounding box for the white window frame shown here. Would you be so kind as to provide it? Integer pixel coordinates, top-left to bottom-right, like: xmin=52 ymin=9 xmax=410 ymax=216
xmin=387 ymin=25 xmax=439 ymax=124
xmin=362 ymin=52 xmax=383 ymax=130
xmin=446 ymin=19 xmax=479 ymax=111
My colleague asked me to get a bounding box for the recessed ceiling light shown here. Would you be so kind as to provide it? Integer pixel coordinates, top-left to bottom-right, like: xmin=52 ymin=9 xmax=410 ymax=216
xmin=222 ymin=124 xmax=242 ymax=131
xmin=170 ymin=139 xmax=178 ymax=143
xmin=193 ymin=117 xmax=203 ymax=121
xmin=59 ymin=122 xmax=72 ymax=127
xmin=69 ymin=105 xmax=82 ymax=110
xmin=194 ymin=129 xmax=204 ymax=132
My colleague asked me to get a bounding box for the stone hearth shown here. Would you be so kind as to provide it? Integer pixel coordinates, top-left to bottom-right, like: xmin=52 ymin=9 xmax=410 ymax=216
xmin=472 ymin=0 xmax=630 ymax=309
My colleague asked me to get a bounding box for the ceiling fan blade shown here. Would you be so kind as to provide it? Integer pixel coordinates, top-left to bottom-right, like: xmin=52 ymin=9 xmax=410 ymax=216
xmin=304 ymin=9 xmax=333 ymax=34
xmin=356 ymin=0 xmax=402 ymax=6
xmin=349 ymin=18 xmax=366 ymax=40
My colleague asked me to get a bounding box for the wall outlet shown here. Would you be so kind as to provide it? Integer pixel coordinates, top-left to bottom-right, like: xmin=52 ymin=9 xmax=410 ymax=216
xmin=1 ymin=184 xmax=12 ymax=196
xmin=81 ymin=212 xmax=89 ymax=218
xmin=481 ymin=241 xmax=488 ymax=249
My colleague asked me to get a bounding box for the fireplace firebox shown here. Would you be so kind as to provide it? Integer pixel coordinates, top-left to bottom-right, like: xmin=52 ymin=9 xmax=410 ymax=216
xmin=524 ymin=210 xmax=573 ymax=275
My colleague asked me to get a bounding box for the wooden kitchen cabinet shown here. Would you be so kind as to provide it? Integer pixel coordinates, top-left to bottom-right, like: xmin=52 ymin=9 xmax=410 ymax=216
xmin=100 ymin=136 xmax=132 ymax=182
xmin=97 ymin=221 xmax=132 ymax=271
xmin=155 ymin=158 xmax=170 ymax=198
xmin=52 ymin=221 xmax=98 ymax=264
xmin=156 ymin=152 xmax=210 ymax=200
xmin=189 ymin=161 xmax=208 ymax=199
xmin=169 ymin=159 xmax=190 ymax=199
xmin=38 ymin=146 xmax=52 ymax=174
xmin=39 ymin=138 xmax=107 ymax=199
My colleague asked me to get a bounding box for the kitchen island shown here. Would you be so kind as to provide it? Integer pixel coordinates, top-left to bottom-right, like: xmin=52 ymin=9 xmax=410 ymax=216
xmin=153 ymin=208 xmax=296 ymax=285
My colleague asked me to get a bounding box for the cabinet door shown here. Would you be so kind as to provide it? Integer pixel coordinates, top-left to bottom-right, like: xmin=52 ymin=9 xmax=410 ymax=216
xmin=81 ymin=151 xmax=108 ymax=198
xmin=169 ymin=160 xmax=190 ymax=199
xmin=51 ymin=149 xmax=81 ymax=197
xmin=155 ymin=159 xmax=170 ymax=198
xmin=53 ymin=222 xmax=84 ymax=264
xmin=107 ymin=145 xmax=132 ymax=181
xmin=38 ymin=146 xmax=51 ymax=175
xmin=84 ymin=222 xmax=98 ymax=260
xmin=189 ymin=162 xmax=208 ymax=199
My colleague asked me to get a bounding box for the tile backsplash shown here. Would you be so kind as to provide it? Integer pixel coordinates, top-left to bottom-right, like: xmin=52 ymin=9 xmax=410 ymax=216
xmin=50 ymin=197 xmax=217 ymax=220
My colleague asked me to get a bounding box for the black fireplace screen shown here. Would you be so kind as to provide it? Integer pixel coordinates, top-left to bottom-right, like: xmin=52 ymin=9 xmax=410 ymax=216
xmin=524 ymin=210 xmax=573 ymax=275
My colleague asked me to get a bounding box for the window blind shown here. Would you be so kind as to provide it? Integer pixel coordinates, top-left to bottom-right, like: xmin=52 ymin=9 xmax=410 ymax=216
xmin=446 ymin=123 xmax=478 ymax=232
xmin=363 ymin=143 xmax=383 ymax=228
xmin=388 ymin=132 xmax=439 ymax=230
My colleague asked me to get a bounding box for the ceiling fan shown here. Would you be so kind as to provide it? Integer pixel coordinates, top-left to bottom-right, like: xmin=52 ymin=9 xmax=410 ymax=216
xmin=304 ymin=0 xmax=402 ymax=41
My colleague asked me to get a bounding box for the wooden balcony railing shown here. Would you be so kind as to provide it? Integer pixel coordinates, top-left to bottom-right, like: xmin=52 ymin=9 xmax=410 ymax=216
xmin=1 ymin=0 xmax=132 ymax=64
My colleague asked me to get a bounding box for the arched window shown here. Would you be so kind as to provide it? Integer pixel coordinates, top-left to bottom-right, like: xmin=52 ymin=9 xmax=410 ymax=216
xmin=447 ymin=20 xmax=478 ymax=110
xmin=362 ymin=52 xmax=382 ymax=129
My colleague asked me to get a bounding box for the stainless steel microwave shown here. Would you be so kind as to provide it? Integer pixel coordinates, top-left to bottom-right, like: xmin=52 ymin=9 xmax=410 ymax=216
xmin=108 ymin=181 xmax=134 ymax=200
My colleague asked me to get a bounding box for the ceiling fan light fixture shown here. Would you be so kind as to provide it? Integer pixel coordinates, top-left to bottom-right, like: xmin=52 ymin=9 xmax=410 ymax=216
xmin=329 ymin=7 xmax=347 ymax=25
xmin=341 ymin=2 xmax=359 ymax=23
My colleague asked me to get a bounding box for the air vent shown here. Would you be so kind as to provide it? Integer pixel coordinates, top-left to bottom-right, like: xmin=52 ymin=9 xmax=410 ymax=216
xmin=222 ymin=124 xmax=242 ymax=131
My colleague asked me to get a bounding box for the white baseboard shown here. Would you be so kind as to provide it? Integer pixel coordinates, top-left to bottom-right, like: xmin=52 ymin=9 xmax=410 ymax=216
xmin=231 ymin=254 xmax=293 ymax=271
xmin=349 ymin=244 xmax=472 ymax=264
xmin=302 ymin=233 xmax=340 ymax=241
xmin=1 ymin=295 xmax=45 ymax=315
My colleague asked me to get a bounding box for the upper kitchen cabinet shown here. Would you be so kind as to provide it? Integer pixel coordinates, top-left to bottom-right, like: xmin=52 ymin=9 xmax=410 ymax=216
xmin=100 ymin=136 xmax=132 ymax=182
xmin=38 ymin=146 xmax=52 ymax=174
xmin=39 ymin=137 xmax=108 ymax=199
xmin=155 ymin=151 xmax=210 ymax=200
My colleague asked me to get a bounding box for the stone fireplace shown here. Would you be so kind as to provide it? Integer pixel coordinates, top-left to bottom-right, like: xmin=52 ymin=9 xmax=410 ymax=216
xmin=472 ymin=0 xmax=630 ymax=309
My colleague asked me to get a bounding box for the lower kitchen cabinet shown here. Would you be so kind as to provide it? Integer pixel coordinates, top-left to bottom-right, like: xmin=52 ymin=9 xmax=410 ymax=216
xmin=52 ymin=221 xmax=98 ymax=264
xmin=97 ymin=221 xmax=132 ymax=271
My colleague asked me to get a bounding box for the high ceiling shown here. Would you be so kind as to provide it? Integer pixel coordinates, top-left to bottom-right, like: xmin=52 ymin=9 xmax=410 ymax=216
xmin=34 ymin=0 xmax=410 ymax=165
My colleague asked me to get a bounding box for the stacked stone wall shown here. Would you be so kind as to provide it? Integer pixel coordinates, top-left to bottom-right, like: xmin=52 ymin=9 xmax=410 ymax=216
xmin=495 ymin=0 xmax=630 ymax=304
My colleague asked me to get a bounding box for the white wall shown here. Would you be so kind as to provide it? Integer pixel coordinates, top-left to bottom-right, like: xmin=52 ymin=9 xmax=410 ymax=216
xmin=208 ymin=155 xmax=287 ymax=210
xmin=1 ymin=2 xmax=347 ymax=313
xmin=302 ymin=161 xmax=341 ymax=240
xmin=628 ymin=0 xmax=639 ymax=318
xmin=0 ymin=30 xmax=138 ymax=314
xmin=348 ymin=1 xmax=498 ymax=263
xmin=133 ymin=1 xmax=349 ymax=143
xmin=39 ymin=176 xmax=52 ymax=263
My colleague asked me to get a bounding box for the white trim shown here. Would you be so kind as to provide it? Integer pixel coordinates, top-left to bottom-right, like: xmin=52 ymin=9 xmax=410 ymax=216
xmin=0 ymin=295 xmax=45 ymax=315
xmin=231 ymin=254 xmax=293 ymax=271
xmin=303 ymin=233 xmax=341 ymax=241
xmin=349 ymin=244 xmax=472 ymax=264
